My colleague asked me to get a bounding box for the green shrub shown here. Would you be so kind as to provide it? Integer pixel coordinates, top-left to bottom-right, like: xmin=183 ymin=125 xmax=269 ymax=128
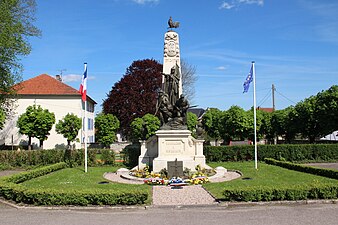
xmin=0 ymin=150 xmax=64 ymax=167
xmin=121 ymin=143 xmax=140 ymax=168
xmin=0 ymin=149 xmax=102 ymax=168
xmin=0 ymin=163 xmax=11 ymax=171
xmin=0 ymin=183 xmax=148 ymax=206
xmin=223 ymin=184 xmax=338 ymax=201
xmin=264 ymin=158 xmax=338 ymax=180
xmin=65 ymin=149 xmax=96 ymax=167
xmin=0 ymin=163 xmax=148 ymax=206
xmin=100 ymin=149 xmax=115 ymax=165
xmin=204 ymin=144 xmax=338 ymax=162
xmin=3 ymin=162 xmax=67 ymax=184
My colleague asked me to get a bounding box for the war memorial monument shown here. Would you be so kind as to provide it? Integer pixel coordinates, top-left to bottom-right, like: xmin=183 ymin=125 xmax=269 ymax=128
xmin=137 ymin=17 xmax=207 ymax=173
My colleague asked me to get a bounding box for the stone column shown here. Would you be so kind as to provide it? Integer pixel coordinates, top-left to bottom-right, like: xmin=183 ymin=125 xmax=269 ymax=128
xmin=138 ymin=140 xmax=149 ymax=170
xmin=163 ymin=30 xmax=182 ymax=96
xmin=194 ymin=139 xmax=206 ymax=168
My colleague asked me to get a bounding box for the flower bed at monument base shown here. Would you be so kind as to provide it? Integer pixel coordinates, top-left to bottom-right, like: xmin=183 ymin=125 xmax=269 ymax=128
xmin=143 ymin=175 xmax=209 ymax=186
xmin=131 ymin=165 xmax=212 ymax=185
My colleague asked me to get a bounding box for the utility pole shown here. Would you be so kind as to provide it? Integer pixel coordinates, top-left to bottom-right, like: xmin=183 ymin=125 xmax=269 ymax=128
xmin=272 ymin=84 xmax=276 ymax=111
xmin=272 ymin=84 xmax=277 ymax=145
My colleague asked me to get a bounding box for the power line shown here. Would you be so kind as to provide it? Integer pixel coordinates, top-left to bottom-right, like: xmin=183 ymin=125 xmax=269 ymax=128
xmin=257 ymin=89 xmax=271 ymax=107
xmin=200 ymin=88 xmax=271 ymax=98
xmin=274 ymin=89 xmax=297 ymax=105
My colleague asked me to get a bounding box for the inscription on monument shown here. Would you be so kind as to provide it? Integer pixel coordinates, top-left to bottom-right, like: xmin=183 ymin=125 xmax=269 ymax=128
xmin=164 ymin=59 xmax=180 ymax=65
xmin=165 ymin=140 xmax=183 ymax=154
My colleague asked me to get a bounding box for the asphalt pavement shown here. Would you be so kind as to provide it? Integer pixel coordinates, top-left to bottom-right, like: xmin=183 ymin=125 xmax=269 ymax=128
xmin=0 ymin=203 xmax=338 ymax=225
xmin=305 ymin=163 xmax=338 ymax=170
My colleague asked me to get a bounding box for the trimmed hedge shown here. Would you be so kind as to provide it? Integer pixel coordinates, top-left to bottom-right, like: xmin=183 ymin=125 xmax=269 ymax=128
xmin=3 ymin=162 xmax=67 ymax=184
xmin=264 ymin=158 xmax=338 ymax=180
xmin=221 ymin=159 xmax=338 ymax=202
xmin=223 ymin=184 xmax=338 ymax=202
xmin=0 ymin=184 xmax=148 ymax=206
xmin=0 ymin=149 xmax=65 ymax=167
xmin=0 ymin=163 xmax=148 ymax=206
xmin=204 ymin=144 xmax=338 ymax=162
xmin=99 ymin=149 xmax=116 ymax=165
xmin=0 ymin=149 xmax=112 ymax=168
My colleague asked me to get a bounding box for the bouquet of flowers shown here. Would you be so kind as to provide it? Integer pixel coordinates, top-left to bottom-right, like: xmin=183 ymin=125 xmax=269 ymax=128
xmin=143 ymin=177 xmax=166 ymax=185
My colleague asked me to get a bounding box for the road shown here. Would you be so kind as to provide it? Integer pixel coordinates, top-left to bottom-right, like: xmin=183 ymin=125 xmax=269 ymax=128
xmin=305 ymin=163 xmax=338 ymax=170
xmin=1 ymin=203 xmax=338 ymax=225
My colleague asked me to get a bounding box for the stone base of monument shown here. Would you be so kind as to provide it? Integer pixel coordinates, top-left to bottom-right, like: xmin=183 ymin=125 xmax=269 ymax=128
xmin=138 ymin=129 xmax=207 ymax=173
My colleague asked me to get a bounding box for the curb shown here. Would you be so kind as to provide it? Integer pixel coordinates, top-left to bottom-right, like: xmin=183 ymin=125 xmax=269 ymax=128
xmin=219 ymin=199 xmax=338 ymax=207
xmin=0 ymin=198 xmax=149 ymax=211
xmin=2 ymin=198 xmax=337 ymax=211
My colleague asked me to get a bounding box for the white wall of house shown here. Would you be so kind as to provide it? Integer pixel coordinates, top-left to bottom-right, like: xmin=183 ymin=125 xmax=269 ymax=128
xmin=0 ymin=95 xmax=95 ymax=149
xmin=320 ymin=131 xmax=338 ymax=141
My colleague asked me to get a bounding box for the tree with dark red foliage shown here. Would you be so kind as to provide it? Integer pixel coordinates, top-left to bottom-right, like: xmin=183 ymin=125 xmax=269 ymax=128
xmin=103 ymin=59 xmax=162 ymax=137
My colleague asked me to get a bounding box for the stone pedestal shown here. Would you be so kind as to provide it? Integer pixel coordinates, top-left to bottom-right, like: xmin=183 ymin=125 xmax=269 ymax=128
xmin=138 ymin=136 xmax=158 ymax=170
xmin=138 ymin=130 xmax=206 ymax=173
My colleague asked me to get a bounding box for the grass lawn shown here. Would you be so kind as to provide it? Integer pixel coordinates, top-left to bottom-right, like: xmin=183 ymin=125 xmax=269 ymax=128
xmin=19 ymin=162 xmax=338 ymax=204
xmin=204 ymin=161 xmax=338 ymax=199
xmin=21 ymin=166 xmax=152 ymax=203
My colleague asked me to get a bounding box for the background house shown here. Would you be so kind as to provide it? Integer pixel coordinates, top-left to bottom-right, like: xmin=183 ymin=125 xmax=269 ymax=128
xmin=320 ymin=131 xmax=338 ymax=142
xmin=0 ymin=74 xmax=96 ymax=149
xmin=187 ymin=108 xmax=206 ymax=120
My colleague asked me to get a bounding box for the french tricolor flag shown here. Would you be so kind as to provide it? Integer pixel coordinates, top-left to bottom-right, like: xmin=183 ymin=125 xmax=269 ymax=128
xmin=79 ymin=63 xmax=87 ymax=102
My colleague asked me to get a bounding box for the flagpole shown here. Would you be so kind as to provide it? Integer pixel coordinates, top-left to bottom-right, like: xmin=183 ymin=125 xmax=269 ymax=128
xmin=84 ymin=98 xmax=88 ymax=173
xmin=83 ymin=63 xmax=88 ymax=173
xmin=252 ymin=61 xmax=258 ymax=170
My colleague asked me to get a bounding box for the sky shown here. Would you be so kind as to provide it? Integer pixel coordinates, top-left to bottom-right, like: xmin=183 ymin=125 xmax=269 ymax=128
xmin=21 ymin=0 xmax=338 ymax=113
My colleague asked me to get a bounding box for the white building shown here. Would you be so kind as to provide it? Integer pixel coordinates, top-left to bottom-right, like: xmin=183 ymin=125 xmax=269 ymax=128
xmin=0 ymin=74 xmax=96 ymax=149
xmin=320 ymin=131 xmax=338 ymax=142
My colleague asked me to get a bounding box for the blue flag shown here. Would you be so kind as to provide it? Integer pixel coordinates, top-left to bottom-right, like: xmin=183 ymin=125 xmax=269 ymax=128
xmin=243 ymin=64 xmax=253 ymax=93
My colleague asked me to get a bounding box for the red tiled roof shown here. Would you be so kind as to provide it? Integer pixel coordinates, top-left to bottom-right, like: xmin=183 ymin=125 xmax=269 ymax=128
xmin=13 ymin=74 xmax=80 ymax=95
xmin=257 ymin=107 xmax=274 ymax=113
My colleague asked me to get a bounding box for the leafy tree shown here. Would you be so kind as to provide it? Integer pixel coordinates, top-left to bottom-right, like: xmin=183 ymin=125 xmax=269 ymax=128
xmin=130 ymin=113 xmax=160 ymax=141
xmin=95 ymin=113 xmax=120 ymax=148
xmin=293 ymin=96 xmax=320 ymax=143
xmin=34 ymin=108 xmax=55 ymax=148
xmin=0 ymin=108 xmax=5 ymax=129
xmin=291 ymin=85 xmax=338 ymax=143
xmin=17 ymin=105 xmax=55 ymax=149
xmin=187 ymin=111 xmax=198 ymax=137
xmin=315 ymin=85 xmax=338 ymax=137
xmin=55 ymin=113 xmax=82 ymax=149
xmin=260 ymin=110 xmax=274 ymax=143
xmin=221 ymin=105 xmax=251 ymax=143
xmin=271 ymin=106 xmax=297 ymax=143
xmin=130 ymin=118 xmax=144 ymax=142
xmin=202 ymin=108 xmax=223 ymax=144
xmin=270 ymin=110 xmax=284 ymax=141
xmin=246 ymin=108 xmax=265 ymax=142
xmin=103 ymin=59 xmax=162 ymax=137
xmin=0 ymin=0 xmax=40 ymax=108
xmin=181 ymin=59 xmax=197 ymax=103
